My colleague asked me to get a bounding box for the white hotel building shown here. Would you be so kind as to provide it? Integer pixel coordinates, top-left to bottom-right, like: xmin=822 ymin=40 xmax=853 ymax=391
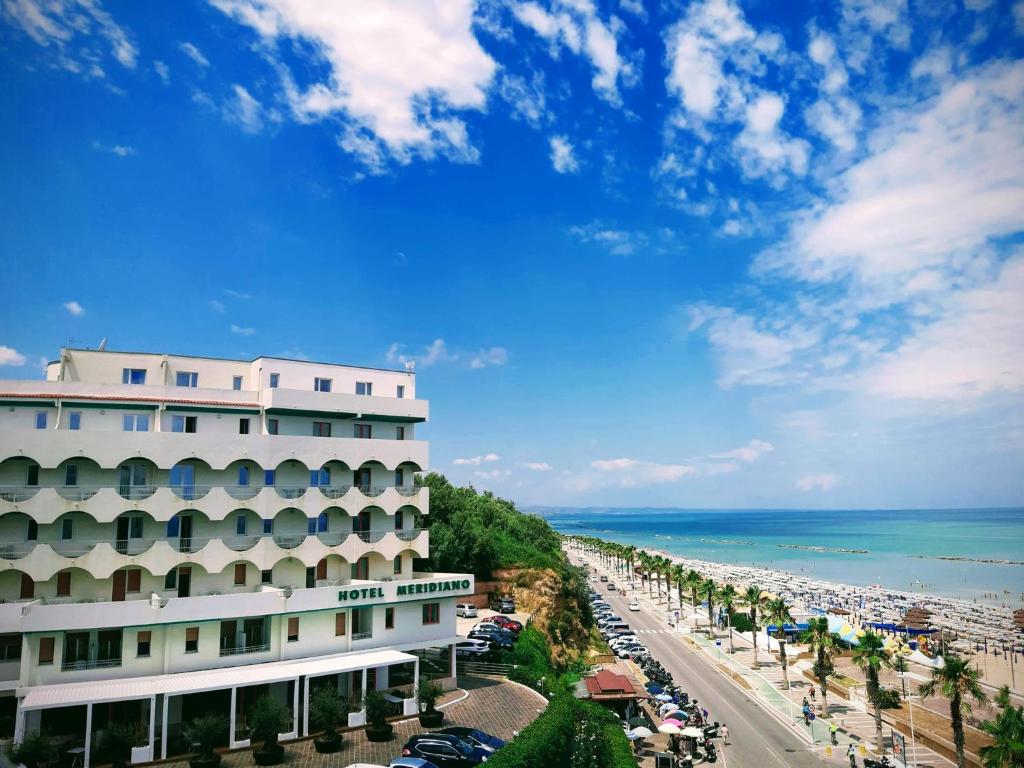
xmin=0 ymin=348 xmax=473 ymax=765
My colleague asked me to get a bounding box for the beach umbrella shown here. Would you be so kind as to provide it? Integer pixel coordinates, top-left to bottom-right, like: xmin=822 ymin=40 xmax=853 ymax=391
xmin=680 ymin=726 xmax=705 ymax=739
xmin=629 ymin=726 xmax=654 ymax=738
xmin=664 ymin=711 xmax=687 ymax=721
xmin=628 ymin=717 xmax=649 ymax=728
xmin=658 ymin=723 xmax=682 ymax=735
xmin=655 ymin=693 xmax=674 ymax=702
xmin=645 ymin=682 xmax=664 ymax=694
xmin=662 ymin=718 xmax=685 ymax=727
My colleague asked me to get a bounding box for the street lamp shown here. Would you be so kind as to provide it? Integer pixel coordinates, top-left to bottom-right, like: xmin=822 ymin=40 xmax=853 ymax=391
xmin=897 ymin=673 xmax=919 ymax=768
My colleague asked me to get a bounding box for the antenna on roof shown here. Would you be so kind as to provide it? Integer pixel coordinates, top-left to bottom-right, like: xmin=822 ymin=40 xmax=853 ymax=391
xmin=405 ymin=361 xmax=416 ymax=372
xmin=98 ymin=338 xmax=108 ymax=351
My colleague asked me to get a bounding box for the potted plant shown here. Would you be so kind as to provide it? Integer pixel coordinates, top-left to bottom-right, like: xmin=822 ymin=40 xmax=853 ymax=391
xmin=416 ymin=681 xmax=445 ymax=728
xmin=182 ymin=714 xmax=227 ymax=768
xmin=10 ymin=731 xmax=56 ymax=768
xmin=363 ymin=690 xmax=393 ymax=742
xmin=247 ymin=695 xmax=290 ymax=766
xmin=96 ymin=723 xmax=135 ymax=768
xmin=308 ymin=687 xmax=346 ymax=754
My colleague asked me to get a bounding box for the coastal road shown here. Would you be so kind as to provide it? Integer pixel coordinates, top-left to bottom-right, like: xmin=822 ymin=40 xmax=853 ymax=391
xmin=573 ymin=555 xmax=828 ymax=768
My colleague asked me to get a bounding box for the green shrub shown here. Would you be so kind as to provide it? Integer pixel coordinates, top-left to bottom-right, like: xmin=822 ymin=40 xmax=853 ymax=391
xmin=247 ymin=696 xmax=290 ymax=749
xmin=486 ymin=692 xmax=576 ymax=768
xmin=308 ymin=687 xmax=346 ymax=738
xmin=10 ymin=731 xmax=56 ymax=768
xmin=415 ymin=681 xmax=443 ymax=713
xmin=182 ymin=714 xmax=227 ymax=760
xmin=730 ymin=613 xmax=754 ymax=633
xmin=874 ymin=687 xmax=902 ymax=709
xmin=96 ymin=723 xmax=135 ymax=768
xmin=364 ymin=690 xmax=390 ymax=729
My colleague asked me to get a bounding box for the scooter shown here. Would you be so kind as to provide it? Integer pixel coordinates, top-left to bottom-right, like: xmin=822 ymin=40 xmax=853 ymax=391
xmin=864 ymin=757 xmax=892 ymax=768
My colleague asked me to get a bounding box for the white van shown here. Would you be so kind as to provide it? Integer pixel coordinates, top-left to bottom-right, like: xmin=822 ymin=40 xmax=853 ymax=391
xmin=456 ymin=603 xmax=478 ymax=618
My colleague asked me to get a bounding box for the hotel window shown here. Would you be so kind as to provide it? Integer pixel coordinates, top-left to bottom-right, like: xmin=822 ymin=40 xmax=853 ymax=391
xmin=422 ymin=603 xmax=440 ymax=625
xmin=236 ymin=513 xmax=247 ymax=536
xmin=122 ymin=368 xmax=146 ymax=385
xmin=395 ymin=510 xmax=404 ymax=530
xmin=137 ymin=631 xmax=151 ymax=657
xmin=239 ymin=418 xmax=250 ymax=435
xmin=310 ymin=467 xmax=330 ymax=487
xmin=34 ymin=411 xmax=47 ymax=430
xmin=307 ymin=517 xmax=317 ymax=535
xmin=238 ymin=466 xmax=250 ymax=486
xmin=261 ymin=569 xmax=273 ymax=584
xmin=263 ymin=519 xmax=273 ymax=535
xmin=176 ymin=371 xmax=199 ymax=387
xmin=61 ymin=518 xmax=73 ymax=540
xmin=264 ymin=469 xmax=275 ymax=486
xmin=287 ymin=617 xmax=299 ymax=642
xmin=393 ymin=555 xmax=402 ymax=575
xmin=314 ymin=377 xmax=332 ymax=392
xmin=234 ymin=563 xmax=246 ymax=585
xmin=20 ymin=574 xmax=34 ymax=599
xmin=65 ymin=464 xmax=78 ymax=486
xmin=56 ymin=571 xmax=72 ymax=597
xmin=232 ymin=375 xmax=243 ymax=390
xmin=38 ymin=637 xmax=54 ymax=665
xmin=317 ymin=512 xmax=328 ymax=533
xmin=27 ymin=520 xmax=38 ymax=541
xmin=395 ymin=468 xmax=405 ymax=487
xmin=356 ymin=381 xmax=372 ymax=396
xmin=26 ymin=464 xmax=39 ymax=486
xmin=396 ymin=426 xmax=405 ymax=441
xmin=185 ymin=627 xmax=199 ymax=653
xmin=385 ymin=607 xmax=395 ymax=629
xmin=171 ymin=415 xmax=197 ymax=433
xmin=335 ymin=612 xmax=346 ymax=636
xmin=127 ymin=568 xmax=142 ymax=592
xmin=267 ymin=418 xmax=279 ymax=435
xmin=68 ymin=411 xmax=81 ymax=430
xmin=269 ymin=373 xmax=279 ymax=388
xmin=312 ymin=421 xmax=331 ymax=437
xmin=123 ymin=413 xmax=149 ymax=432
xmin=164 ymin=569 xmax=177 ymax=590
xmin=396 ymin=385 xmax=405 ymax=399
xmin=355 ymin=424 xmax=372 ymax=439
xmin=352 ymin=557 xmax=369 ymax=580
xmin=0 ymin=635 xmax=20 ymax=662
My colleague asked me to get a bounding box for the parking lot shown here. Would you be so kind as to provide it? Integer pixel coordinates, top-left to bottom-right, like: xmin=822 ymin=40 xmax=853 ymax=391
xmin=455 ymin=607 xmax=531 ymax=638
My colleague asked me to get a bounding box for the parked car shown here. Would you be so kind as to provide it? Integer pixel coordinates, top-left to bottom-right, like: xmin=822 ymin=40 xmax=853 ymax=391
xmin=607 ymin=582 xmax=617 ymax=591
xmin=599 ymin=575 xmax=608 ymax=582
xmin=467 ymin=631 xmax=514 ymax=650
xmin=616 ymin=645 xmax=649 ymax=659
xmin=401 ymin=735 xmax=490 ymax=767
xmin=391 ymin=760 xmax=443 ymax=768
xmin=439 ymin=727 xmax=506 ymax=753
xmin=454 ymin=639 xmax=491 ymax=657
xmin=472 ymin=621 xmax=505 ymax=633
xmin=489 ymin=598 xmax=516 ymax=613
xmin=489 ymin=616 xmax=522 ymax=633
xmin=456 ymin=603 xmax=478 ymax=618
xmin=628 ymin=600 xmax=641 ymax=611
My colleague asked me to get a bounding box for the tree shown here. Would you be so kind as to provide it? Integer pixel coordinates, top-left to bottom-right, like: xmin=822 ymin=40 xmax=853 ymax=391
xmin=685 ymin=570 xmax=702 ymax=612
xmin=718 ymin=584 xmax=738 ymax=625
xmin=309 ymin=686 xmax=347 ymax=752
xmin=979 ymin=686 xmax=1024 ymax=768
xmin=743 ymin=585 xmax=766 ymax=668
xmin=182 ymin=715 xmax=227 ymax=768
xmin=701 ymin=578 xmax=717 ymax=628
xmin=671 ymin=564 xmax=686 ymax=614
xmin=852 ymin=630 xmax=893 ymax=754
xmin=801 ymin=617 xmax=838 ymax=717
xmin=763 ymin=597 xmax=794 ymax=690
xmin=247 ymin=695 xmax=290 ymax=765
xmin=919 ymin=654 xmax=987 ymax=768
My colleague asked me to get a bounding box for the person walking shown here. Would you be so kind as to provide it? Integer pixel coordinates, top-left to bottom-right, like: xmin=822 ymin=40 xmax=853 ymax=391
xmin=720 ymin=723 xmax=729 ymax=745
xmin=847 ymin=743 xmax=857 ymax=767
xmin=802 ymin=702 xmax=811 ymax=725
xmin=830 ymin=722 xmax=839 ymax=746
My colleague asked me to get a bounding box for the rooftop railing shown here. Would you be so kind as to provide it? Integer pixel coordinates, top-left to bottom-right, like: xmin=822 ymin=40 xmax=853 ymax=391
xmin=0 ymin=483 xmax=423 ymax=502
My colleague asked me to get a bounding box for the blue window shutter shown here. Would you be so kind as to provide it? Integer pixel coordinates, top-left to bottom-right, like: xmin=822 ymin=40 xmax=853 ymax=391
xmin=167 ymin=517 xmax=180 ymax=538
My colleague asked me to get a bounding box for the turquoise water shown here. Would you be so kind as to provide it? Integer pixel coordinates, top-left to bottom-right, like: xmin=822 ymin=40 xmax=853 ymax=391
xmin=537 ymin=507 xmax=1024 ymax=606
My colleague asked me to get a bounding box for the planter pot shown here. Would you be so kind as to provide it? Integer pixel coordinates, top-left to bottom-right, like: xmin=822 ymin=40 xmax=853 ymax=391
xmin=188 ymin=755 xmax=222 ymax=768
xmin=253 ymin=744 xmax=285 ymax=766
xmin=365 ymin=723 xmax=393 ymax=743
xmin=313 ymin=735 xmax=342 ymax=754
xmin=418 ymin=710 xmax=445 ymax=728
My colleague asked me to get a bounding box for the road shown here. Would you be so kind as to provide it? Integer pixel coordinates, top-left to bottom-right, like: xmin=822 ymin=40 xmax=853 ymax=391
xmin=571 ymin=553 xmax=829 ymax=768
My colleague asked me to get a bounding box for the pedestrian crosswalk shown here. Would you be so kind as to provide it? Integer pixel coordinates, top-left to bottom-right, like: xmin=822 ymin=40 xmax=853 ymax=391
xmin=633 ymin=628 xmax=676 ymax=634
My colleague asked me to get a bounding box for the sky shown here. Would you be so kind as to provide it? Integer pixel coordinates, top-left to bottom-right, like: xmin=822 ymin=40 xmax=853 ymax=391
xmin=0 ymin=0 xmax=1022 ymax=510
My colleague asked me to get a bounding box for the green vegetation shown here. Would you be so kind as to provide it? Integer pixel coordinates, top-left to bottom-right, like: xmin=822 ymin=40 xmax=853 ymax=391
xmin=980 ymin=685 xmax=1024 ymax=768
xmin=919 ymin=654 xmax=987 ymax=768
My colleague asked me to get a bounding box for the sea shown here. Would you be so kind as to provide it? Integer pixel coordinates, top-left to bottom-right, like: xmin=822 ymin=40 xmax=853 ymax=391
xmin=535 ymin=506 xmax=1024 ymax=607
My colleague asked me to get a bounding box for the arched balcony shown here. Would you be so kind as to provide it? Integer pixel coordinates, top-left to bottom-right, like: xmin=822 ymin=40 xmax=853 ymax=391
xmin=0 ymin=456 xmax=42 ymax=502
xmin=224 ymin=459 xmax=264 ymax=501
xmin=270 ymin=508 xmax=308 ymax=550
xmin=314 ymin=507 xmax=349 ymax=546
xmin=315 ymin=460 xmax=351 ymax=499
xmin=53 ymin=457 xmax=103 ymax=501
xmin=115 ymin=458 xmax=159 ymax=500
xmin=273 ymin=460 xmax=309 ymax=500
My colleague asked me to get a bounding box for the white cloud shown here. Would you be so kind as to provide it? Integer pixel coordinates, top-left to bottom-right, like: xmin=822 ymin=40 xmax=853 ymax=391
xmin=224 ymin=84 xmax=264 ymax=134
xmin=63 ymin=301 xmax=85 ymax=316
xmin=499 ymin=71 xmax=549 ymax=128
xmin=734 ymin=92 xmax=809 ymax=181
xmin=712 ymin=438 xmax=775 ymax=463
xmin=910 ymin=47 xmax=954 ymax=81
xmin=804 ymin=29 xmax=861 ymax=153
xmin=454 ymin=453 xmax=501 ymax=466
xmin=569 ymin=221 xmax=646 ymax=255
xmin=211 ymin=0 xmax=496 ymax=168
xmin=523 ymin=461 xmax=553 ymax=471
xmin=230 ymin=324 xmax=255 ymax=336
xmin=469 ymin=347 xmax=508 ymax=369
xmin=4 ymin=0 xmax=137 ymax=76
xmin=591 ymin=457 xmax=698 ymax=485
xmin=208 ymin=299 xmax=226 ymax=313
xmin=0 ymin=346 xmax=27 ymax=367
xmin=386 ymin=338 xmax=457 ymax=368
xmin=225 ymin=289 xmax=251 ymax=299
xmin=179 ymin=41 xmax=209 ymax=68
xmin=795 ymin=473 xmax=841 ymax=491
xmin=91 ymin=141 xmax=136 ymax=157
xmin=1014 ymin=2 xmax=1024 ymax=34
xmin=512 ymin=0 xmax=633 ymax=105
xmin=549 ymin=135 xmax=580 ymax=174
xmin=473 ymin=469 xmax=510 ymax=480
xmin=154 ymin=60 xmax=170 ymax=84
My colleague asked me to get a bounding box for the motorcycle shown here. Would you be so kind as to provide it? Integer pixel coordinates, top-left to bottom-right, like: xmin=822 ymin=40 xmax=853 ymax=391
xmin=864 ymin=757 xmax=892 ymax=768
xmin=703 ymin=740 xmax=718 ymax=763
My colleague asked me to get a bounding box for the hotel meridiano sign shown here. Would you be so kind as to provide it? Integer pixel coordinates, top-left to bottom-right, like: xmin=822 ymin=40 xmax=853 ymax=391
xmin=336 ymin=577 xmax=474 ymax=606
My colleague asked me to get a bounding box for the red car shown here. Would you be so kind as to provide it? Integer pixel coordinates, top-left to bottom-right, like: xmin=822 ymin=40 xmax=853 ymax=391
xmin=490 ymin=616 xmax=523 ymax=633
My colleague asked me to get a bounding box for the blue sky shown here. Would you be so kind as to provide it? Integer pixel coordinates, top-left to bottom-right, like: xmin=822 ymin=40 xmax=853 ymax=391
xmin=1 ymin=0 xmax=1022 ymax=510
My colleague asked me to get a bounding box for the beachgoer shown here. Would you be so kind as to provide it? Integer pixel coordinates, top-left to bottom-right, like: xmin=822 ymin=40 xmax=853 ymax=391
xmin=701 ymin=707 xmax=709 ymax=722
xmin=810 ymin=686 xmax=816 ymax=701
xmin=720 ymin=724 xmax=729 ymax=744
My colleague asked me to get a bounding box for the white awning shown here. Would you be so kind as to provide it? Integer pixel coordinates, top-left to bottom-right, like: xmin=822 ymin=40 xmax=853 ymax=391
xmin=20 ymin=648 xmax=417 ymax=711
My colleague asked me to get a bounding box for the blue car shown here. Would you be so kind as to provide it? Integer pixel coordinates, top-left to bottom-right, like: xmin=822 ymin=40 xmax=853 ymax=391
xmin=402 ymin=734 xmax=490 ymax=767
xmin=439 ymin=727 xmax=506 ymax=753
xmin=389 ymin=759 xmax=441 ymax=768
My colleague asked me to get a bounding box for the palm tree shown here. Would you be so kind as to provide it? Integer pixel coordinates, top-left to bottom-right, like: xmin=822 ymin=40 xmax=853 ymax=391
xmin=625 ymin=545 xmax=638 ymax=588
xmin=801 ymin=617 xmax=838 ymax=717
xmin=671 ymin=564 xmax=686 ymax=613
xmin=701 ymin=578 xmax=717 ymax=628
xmin=763 ymin=597 xmax=794 ymax=690
xmin=743 ymin=585 xmax=766 ymax=668
xmin=685 ymin=570 xmax=702 ymax=612
xmin=852 ymin=630 xmax=893 ymax=753
xmin=920 ymin=654 xmax=987 ymax=768
xmin=718 ymin=583 xmax=738 ymax=626
xmin=979 ymin=685 xmax=1024 ymax=768
xmin=638 ymin=552 xmax=654 ymax=598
